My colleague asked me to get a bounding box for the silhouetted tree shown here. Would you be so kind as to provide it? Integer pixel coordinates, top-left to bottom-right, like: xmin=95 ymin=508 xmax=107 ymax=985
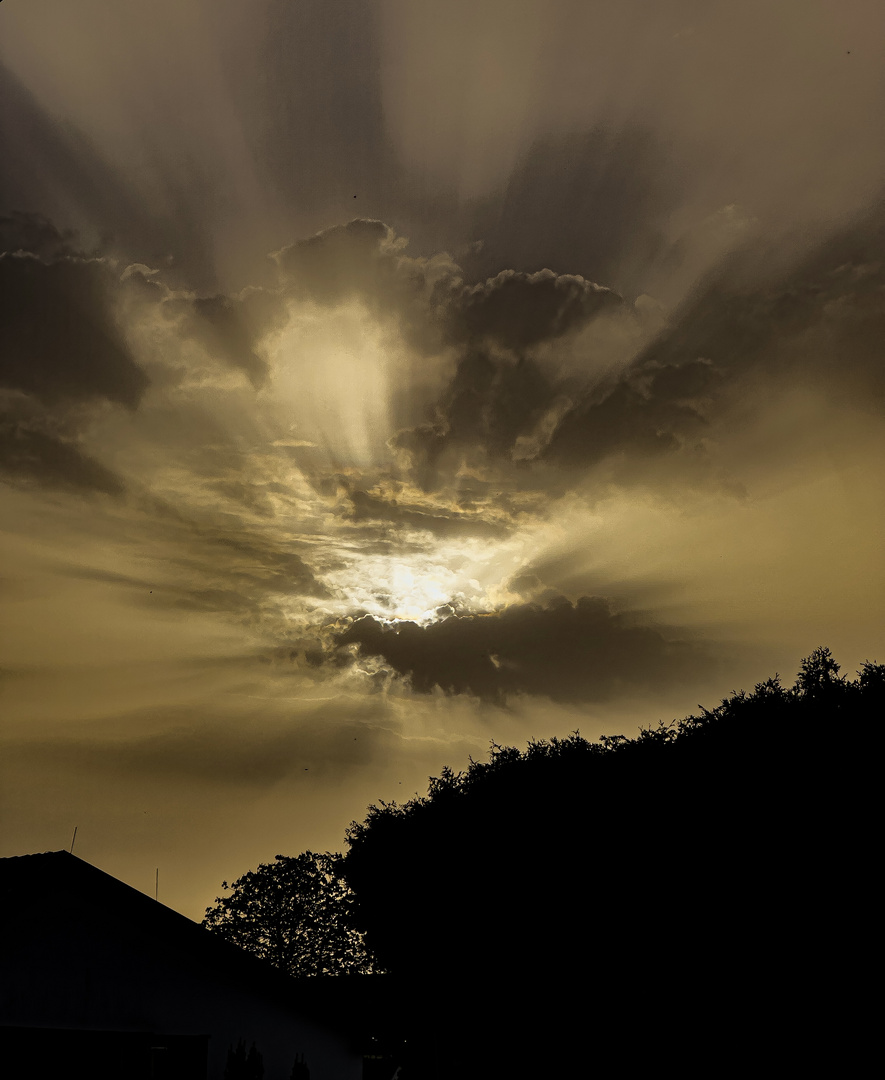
xmin=203 ymin=852 xmax=381 ymax=976
xmin=857 ymin=657 xmax=885 ymax=704
xmin=796 ymin=645 xmax=843 ymax=698
xmin=340 ymin=648 xmax=882 ymax=1077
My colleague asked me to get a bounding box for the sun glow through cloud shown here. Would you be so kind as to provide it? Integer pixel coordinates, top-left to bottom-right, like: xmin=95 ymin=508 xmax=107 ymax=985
xmin=321 ymin=540 xmax=509 ymax=626
xmin=269 ymin=303 xmax=398 ymax=468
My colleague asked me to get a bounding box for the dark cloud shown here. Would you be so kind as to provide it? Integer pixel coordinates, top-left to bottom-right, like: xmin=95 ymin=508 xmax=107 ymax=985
xmin=8 ymin=185 xmax=871 ymax=511
xmin=62 ymin=561 xmax=267 ymax=620
xmin=390 ymin=194 xmax=885 ymax=494
xmin=542 ymin=362 xmax=715 ymax=469
xmin=0 ymin=252 xmax=147 ymax=408
xmin=0 ymin=211 xmax=80 ymax=262
xmin=0 ymin=227 xmax=148 ymax=494
xmin=633 ymin=197 xmax=885 ymax=397
xmin=52 ymin=489 xmax=330 ymax=617
xmin=178 ymin=293 xmax=283 ymax=389
xmin=0 ymin=60 xmax=221 ymax=291
xmin=112 ymin=519 xmax=334 ymax=622
xmin=336 ymin=596 xmax=709 ymax=704
xmin=121 ymin=265 xmax=289 ymax=388
xmin=392 ymin=349 xmax=560 ymax=489
xmin=270 ymin=219 xmax=726 ymax=491
xmin=460 ymin=126 xmax=676 ymax=295
xmin=272 ymin=218 xmax=453 ymax=358
xmin=274 ymin=218 xmax=624 ymax=358
xmin=391 ymin=347 xmax=717 ymax=491
xmin=273 ymin=218 xmax=399 ymax=303
xmin=453 ymin=268 xmax=620 ymax=351
xmin=536 ymin=204 xmax=885 ymax=476
xmin=0 ymin=415 xmax=125 ymax=497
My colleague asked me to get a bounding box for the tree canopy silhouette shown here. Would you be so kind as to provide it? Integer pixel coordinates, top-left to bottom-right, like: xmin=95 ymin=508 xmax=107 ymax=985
xmin=339 ymin=648 xmax=881 ymax=1076
xmin=202 ymin=851 xmax=381 ymax=977
xmin=208 ymin=650 xmax=879 ymax=1076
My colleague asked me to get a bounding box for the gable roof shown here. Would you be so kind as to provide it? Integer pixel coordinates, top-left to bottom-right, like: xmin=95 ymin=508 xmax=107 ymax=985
xmin=0 ymin=851 xmax=392 ymax=1039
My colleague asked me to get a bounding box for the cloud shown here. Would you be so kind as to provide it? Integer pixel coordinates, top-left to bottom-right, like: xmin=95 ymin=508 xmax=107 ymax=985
xmin=0 ymin=252 xmax=147 ymax=408
xmin=177 ymin=296 xmax=269 ymax=389
xmin=3 ymin=702 xmax=399 ymax=787
xmin=268 ymin=221 xmax=719 ymax=494
xmin=345 ymin=486 xmax=510 ymax=540
xmin=336 ymin=595 xmax=710 ymax=704
xmin=0 ymin=220 xmax=297 ymax=498
xmin=3 ymin=205 xmax=881 ymax=667
xmin=178 ymin=289 xmax=290 ymax=389
xmin=256 ymin=218 xmax=726 ymax=502
xmin=542 ymin=361 xmax=715 ymax=469
xmin=120 ymin=265 xmax=289 ymax=388
xmin=0 ymin=211 xmax=80 ymax=262
xmin=389 ymin=346 xmax=716 ymax=494
xmin=461 ymin=126 xmax=676 ymax=295
xmin=97 ymin=504 xmax=334 ymax=625
xmin=0 ymin=0 xmax=881 ymax=936
xmin=271 ymin=219 xmax=458 ymax=362
xmin=0 ymin=60 xmax=207 ymax=284
xmin=192 ymin=531 xmax=331 ymax=602
xmin=391 ymin=191 xmax=885 ymax=499
xmin=392 ymin=354 xmax=574 ymax=494
xmin=0 ymin=221 xmax=152 ymax=495
xmin=273 ymin=219 xmax=405 ymax=302
xmin=0 ymin=415 xmax=125 ymax=497
xmin=618 ymin=201 xmax=885 ymax=424
xmin=273 ymin=218 xmax=624 ymax=356
xmin=452 ymin=268 xmax=621 ymax=351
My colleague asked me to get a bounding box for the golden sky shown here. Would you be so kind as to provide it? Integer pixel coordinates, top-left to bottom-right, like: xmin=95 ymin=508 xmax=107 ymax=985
xmin=1 ymin=0 xmax=884 ymax=921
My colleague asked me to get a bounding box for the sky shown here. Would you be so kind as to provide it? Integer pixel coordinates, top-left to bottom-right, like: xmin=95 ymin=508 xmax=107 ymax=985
xmin=1 ymin=0 xmax=884 ymax=922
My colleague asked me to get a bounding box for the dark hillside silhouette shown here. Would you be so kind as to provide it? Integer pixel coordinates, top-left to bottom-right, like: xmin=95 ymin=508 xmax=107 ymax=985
xmin=341 ymin=648 xmax=880 ymax=1077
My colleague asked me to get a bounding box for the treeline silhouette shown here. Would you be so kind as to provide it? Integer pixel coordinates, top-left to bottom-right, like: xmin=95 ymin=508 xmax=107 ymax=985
xmin=208 ymin=648 xmax=879 ymax=1076
xmin=339 ymin=648 xmax=881 ymax=1076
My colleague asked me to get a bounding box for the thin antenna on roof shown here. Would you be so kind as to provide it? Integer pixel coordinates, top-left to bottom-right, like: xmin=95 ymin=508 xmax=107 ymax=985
xmin=156 ymin=867 xmax=159 ymax=902
xmin=70 ymin=826 xmax=78 ymax=854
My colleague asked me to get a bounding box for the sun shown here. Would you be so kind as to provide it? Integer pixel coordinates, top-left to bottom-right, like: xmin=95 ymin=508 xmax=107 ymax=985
xmin=330 ymin=554 xmax=463 ymax=625
xmin=382 ymin=564 xmax=455 ymax=623
xmin=318 ymin=537 xmax=510 ymax=627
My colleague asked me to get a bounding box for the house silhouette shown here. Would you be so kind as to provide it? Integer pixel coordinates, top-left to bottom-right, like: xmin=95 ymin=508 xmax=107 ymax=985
xmin=0 ymin=851 xmax=380 ymax=1079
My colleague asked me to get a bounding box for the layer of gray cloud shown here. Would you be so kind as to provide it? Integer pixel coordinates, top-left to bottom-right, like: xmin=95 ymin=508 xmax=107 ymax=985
xmin=0 ymin=218 xmax=144 ymax=495
xmin=336 ymin=596 xmax=710 ymax=704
